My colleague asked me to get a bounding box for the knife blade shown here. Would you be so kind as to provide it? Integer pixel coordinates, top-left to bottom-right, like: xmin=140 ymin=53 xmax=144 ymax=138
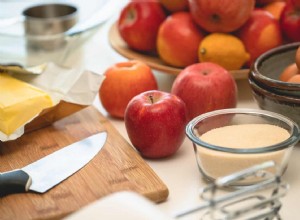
xmin=0 ymin=131 xmax=107 ymax=197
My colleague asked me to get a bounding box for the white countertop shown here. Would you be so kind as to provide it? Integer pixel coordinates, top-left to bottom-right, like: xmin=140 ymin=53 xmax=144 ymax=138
xmin=56 ymin=5 xmax=300 ymax=219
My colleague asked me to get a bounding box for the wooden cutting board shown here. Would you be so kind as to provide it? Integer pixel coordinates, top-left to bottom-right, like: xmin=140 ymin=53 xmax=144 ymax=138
xmin=0 ymin=106 xmax=169 ymax=220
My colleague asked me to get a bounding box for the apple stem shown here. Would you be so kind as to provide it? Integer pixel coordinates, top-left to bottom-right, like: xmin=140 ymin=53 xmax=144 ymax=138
xmin=149 ymin=95 xmax=154 ymax=104
xmin=211 ymin=14 xmax=221 ymax=23
xmin=127 ymin=8 xmax=135 ymax=20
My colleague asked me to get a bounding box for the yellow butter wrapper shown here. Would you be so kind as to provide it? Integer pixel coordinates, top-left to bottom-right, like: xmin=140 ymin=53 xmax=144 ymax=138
xmin=0 ymin=73 xmax=53 ymax=135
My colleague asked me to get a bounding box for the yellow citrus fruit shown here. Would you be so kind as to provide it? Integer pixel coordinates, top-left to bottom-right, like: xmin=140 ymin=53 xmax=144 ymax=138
xmin=198 ymin=33 xmax=250 ymax=70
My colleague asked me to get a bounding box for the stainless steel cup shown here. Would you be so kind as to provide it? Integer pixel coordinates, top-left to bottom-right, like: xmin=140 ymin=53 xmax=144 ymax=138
xmin=23 ymin=3 xmax=78 ymax=50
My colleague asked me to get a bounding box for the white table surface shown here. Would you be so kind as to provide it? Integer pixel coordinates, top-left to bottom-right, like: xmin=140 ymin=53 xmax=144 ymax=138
xmin=57 ymin=3 xmax=300 ymax=219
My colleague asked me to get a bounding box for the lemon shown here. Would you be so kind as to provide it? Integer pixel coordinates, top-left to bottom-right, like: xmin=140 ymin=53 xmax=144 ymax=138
xmin=198 ymin=33 xmax=250 ymax=70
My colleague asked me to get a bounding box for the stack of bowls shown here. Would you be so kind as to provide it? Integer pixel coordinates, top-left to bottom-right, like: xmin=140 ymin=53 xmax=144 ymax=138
xmin=248 ymin=42 xmax=300 ymax=126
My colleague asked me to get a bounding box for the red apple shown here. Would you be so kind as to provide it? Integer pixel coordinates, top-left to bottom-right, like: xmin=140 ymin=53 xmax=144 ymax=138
xmin=237 ymin=9 xmax=283 ymax=67
xmin=188 ymin=0 xmax=255 ymax=32
xmin=291 ymin=0 xmax=300 ymax=7
xmin=99 ymin=60 xmax=158 ymax=118
xmin=280 ymin=0 xmax=300 ymax=42
xmin=171 ymin=62 xmax=237 ymax=120
xmin=125 ymin=90 xmax=188 ymax=158
xmin=157 ymin=12 xmax=205 ymax=68
xmin=117 ymin=0 xmax=166 ymax=53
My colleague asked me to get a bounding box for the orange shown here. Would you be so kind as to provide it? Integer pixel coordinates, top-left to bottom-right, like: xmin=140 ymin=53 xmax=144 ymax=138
xmin=296 ymin=46 xmax=300 ymax=70
xmin=263 ymin=1 xmax=286 ymax=20
xmin=287 ymin=74 xmax=300 ymax=83
xmin=279 ymin=63 xmax=299 ymax=82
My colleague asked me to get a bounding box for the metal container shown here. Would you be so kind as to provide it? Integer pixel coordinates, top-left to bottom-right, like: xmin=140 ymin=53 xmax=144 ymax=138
xmin=23 ymin=3 xmax=78 ymax=50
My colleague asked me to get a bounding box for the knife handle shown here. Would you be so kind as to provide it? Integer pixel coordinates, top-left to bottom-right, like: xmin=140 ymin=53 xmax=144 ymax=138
xmin=0 ymin=169 xmax=32 ymax=197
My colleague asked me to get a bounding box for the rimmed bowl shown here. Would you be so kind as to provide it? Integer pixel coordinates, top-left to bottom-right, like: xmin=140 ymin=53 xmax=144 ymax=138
xmin=249 ymin=73 xmax=300 ymax=126
xmin=250 ymin=42 xmax=300 ymax=98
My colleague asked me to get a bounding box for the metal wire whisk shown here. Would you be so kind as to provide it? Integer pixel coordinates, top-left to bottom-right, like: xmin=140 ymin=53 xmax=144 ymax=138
xmin=174 ymin=161 xmax=289 ymax=220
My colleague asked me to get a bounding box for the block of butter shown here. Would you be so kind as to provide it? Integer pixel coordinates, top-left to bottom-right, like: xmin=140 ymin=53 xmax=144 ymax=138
xmin=0 ymin=73 xmax=53 ymax=135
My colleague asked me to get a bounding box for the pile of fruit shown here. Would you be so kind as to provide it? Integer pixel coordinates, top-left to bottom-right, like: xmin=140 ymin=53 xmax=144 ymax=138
xmin=117 ymin=0 xmax=300 ymax=71
xmin=99 ymin=0 xmax=300 ymax=160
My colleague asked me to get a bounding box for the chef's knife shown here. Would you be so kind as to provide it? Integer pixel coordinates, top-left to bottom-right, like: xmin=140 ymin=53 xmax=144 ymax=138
xmin=0 ymin=131 xmax=107 ymax=197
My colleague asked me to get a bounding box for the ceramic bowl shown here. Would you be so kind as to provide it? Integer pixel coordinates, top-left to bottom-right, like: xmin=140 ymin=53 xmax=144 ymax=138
xmin=250 ymin=42 xmax=300 ymax=98
xmin=185 ymin=108 xmax=300 ymax=186
xmin=248 ymin=42 xmax=300 ymax=125
xmin=249 ymin=73 xmax=300 ymax=126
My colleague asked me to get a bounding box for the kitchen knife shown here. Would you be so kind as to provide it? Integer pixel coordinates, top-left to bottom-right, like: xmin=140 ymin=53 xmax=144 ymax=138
xmin=0 ymin=131 xmax=107 ymax=197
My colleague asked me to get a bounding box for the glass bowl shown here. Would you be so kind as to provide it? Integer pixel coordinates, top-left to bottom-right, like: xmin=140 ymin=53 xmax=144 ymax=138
xmin=185 ymin=108 xmax=300 ymax=186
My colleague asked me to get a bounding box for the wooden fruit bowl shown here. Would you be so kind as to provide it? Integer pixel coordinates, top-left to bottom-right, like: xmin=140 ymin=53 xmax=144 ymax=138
xmin=108 ymin=23 xmax=249 ymax=80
